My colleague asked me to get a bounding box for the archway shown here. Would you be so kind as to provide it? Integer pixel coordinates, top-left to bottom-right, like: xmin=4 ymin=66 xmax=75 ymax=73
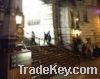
xmin=22 ymin=0 xmax=55 ymax=46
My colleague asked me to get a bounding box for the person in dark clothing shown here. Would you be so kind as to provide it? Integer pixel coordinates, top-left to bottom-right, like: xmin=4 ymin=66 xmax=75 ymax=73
xmin=84 ymin=38 xmax=94 ymax=57
xmin=31 ymin=31 xmax=36 ymax=45
xmin=44 ymin=32 xmax=48 ymax=45
xmin=47 ymin=31 xmax=51 ymax=46
xmin=93 ymin=45 xmax=100 ymax=57
xmin=82 ymin=43 xmax=86 ymax=56
xmin=72 ymin=37 xmax=78 ymax=53
xmin=72 ymin=36 xmax=82 ymax=55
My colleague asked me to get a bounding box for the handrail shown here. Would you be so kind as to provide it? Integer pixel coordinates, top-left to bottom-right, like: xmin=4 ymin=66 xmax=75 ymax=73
xmin=35 ymin=36 xmax=55 ymax=46
xmin=35 ymin=36 xmax=55 ymax=40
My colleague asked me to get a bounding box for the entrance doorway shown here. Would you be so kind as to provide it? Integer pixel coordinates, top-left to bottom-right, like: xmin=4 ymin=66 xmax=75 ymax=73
xmin=22 ymin=0 xmax=55 ymax=46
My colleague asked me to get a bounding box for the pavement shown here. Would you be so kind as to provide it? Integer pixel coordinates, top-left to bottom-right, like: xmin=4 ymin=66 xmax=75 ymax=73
xmin=50 ymin=57 xmax=100 ymax=79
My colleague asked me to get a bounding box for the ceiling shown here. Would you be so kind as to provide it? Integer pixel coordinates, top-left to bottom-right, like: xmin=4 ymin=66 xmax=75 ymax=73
xmin=41 ymin=0 xmax=76 ymax=7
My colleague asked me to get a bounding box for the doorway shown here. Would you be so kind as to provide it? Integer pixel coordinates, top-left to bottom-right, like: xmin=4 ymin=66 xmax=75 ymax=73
xmin=22 ymin=0 xmax=55 ymax=46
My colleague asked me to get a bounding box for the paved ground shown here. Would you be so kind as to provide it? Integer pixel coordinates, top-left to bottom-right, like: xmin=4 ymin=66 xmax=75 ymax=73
xmin=50 ymin=57 xmax=100 ymax=79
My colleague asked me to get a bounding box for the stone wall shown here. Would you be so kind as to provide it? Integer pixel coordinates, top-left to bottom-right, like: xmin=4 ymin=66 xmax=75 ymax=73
xmin=78 ymin=1 xmax=100 ymax=45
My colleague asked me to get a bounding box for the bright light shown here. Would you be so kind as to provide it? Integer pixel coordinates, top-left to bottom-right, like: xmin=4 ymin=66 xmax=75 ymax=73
xmin=75 ymin=18 xmax=79 ymax=21
xmin=71 ymin=29 xmax=82 ymax=37
xmin=75 ymin=29 xmax=82 ymax=36
xmin=16 ymin=15 xmax=22 ymax=24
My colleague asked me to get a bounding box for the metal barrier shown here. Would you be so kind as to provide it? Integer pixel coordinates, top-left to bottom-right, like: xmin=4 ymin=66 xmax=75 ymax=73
xmin=23 ymin=36 xmax=55 ymax=46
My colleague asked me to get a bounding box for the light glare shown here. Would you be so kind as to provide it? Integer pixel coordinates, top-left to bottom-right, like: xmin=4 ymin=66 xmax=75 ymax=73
xmin=16 ymin=15 xmax=22 ymax=24
xmin=22 ymin=0 xmax=54 ymax=45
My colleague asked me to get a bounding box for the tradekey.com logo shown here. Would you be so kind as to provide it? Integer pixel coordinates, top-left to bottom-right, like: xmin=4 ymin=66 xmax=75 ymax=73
xmin=18 ymin=65 xmax=97 ymax=76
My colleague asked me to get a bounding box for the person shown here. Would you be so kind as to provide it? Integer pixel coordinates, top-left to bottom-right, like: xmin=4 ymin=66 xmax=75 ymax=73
xmin=44 ymin=32 xmax=48 ymax=45
xmin=72 ymin=35 xmax=82 ymax=55
xmin=47 ymin=31 xmax=51 ymax=46
xmin=82 ymin=43 xmax=86 ymax=56
xmin=31 ymin=31 xmax=36 ymax=45
xmin=72 ymin=37 xmax=79 ymax=54
xmin=76 ymin=35 xmax=83 ymax=55
xmin=93 ymin=44 xmax=100 ymax=57
xmin=84 ymin=38 xmax=93 ymax=57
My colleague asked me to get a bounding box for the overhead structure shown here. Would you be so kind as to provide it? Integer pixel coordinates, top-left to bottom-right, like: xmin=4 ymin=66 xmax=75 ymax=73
xmin=0 ymin=0 xmax=11 ymax=48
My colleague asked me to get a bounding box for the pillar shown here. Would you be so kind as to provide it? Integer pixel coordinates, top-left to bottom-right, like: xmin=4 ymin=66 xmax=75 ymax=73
xmin=52 ymin=0 xmax=62 ymax=45
xmin=0 ymin=0 xmax=11 ymax=79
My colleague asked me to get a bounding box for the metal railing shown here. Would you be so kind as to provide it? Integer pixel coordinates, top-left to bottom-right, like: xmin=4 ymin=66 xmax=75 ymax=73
xmin=35 ymin=36 xmax=55 ymax=46
xmin=23 ymin=36 xmax=55 ymax=46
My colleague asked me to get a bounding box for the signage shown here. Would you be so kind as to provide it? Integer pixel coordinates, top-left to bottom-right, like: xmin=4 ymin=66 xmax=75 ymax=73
xmin=27 ymin=19 xmax=40 ymax=26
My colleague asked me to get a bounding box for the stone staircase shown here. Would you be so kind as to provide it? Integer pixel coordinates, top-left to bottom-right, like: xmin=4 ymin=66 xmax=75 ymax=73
xmin=28 ymin=46 xmax=80 ymax=79
xmin=50 ymin=74 xmax=86 ymax=79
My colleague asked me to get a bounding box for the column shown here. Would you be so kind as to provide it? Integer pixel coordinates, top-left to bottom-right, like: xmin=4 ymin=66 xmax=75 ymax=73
xmin=52 ymin=0 xmax=62 ymax=45
xmin=0 ymin=0 xmax=10 ymax=79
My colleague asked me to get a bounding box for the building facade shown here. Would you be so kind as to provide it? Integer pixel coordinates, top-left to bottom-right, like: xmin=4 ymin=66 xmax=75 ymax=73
xmin=1 ymin=0 xmax=100 ymax=47
xmin=75 ymin=0 xmax=100 ymax=45
xmin=58 ymin=0 xmax=100 ymax=46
